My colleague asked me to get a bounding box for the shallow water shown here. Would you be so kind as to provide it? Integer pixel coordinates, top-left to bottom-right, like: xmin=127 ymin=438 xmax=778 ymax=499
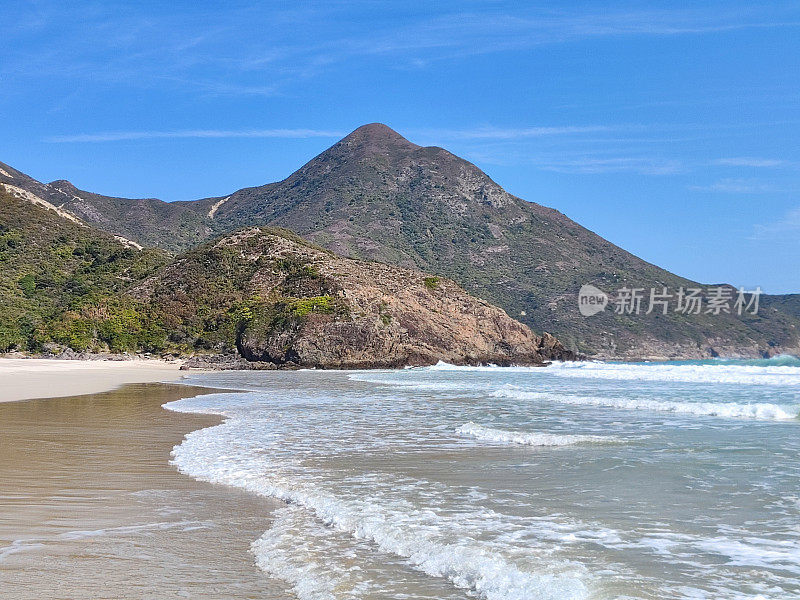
xmin=169 ymin=359 xmax=800 ymax=600
xmin=0 ymin=383 xmax=287 ymax=599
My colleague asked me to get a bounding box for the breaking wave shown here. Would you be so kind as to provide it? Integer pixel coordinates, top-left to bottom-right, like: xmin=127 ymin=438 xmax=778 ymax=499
xmin=713 ymin=354 xmax=800 ymax=368
xmin=165 ymin=394 xmax=589 ymax=600
xmin=493 ymin=386 xmax=799 ymax=421
xmin=543 ymin=360 xmax=800 ymax=387
xmin=456 ymin=422 xmax=612 ymax=446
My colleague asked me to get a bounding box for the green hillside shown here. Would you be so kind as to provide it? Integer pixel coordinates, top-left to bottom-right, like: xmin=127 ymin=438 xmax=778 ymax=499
xmin=0 ymin=190 xmax=168 ymax=352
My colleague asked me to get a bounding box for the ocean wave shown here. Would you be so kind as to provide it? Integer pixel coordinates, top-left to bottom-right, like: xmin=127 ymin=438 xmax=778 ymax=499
xmin=544 ymin=361 xmax=800 ymax=386
xmin=347 ymin=373 xmax=472 ymax=392
xmin=713 ymin=354 xmax=800 ymax=368
xmin=616 ymin=529 xmax=800 ymax=576
xmin=456 ymin=422 xmax=611 ymax=446
xmin=692 ymin=535 xmax=800 ymax=574
xmin=164 ymin=370 xmax=800 ymax=599
xmin=425 ymin=361 xmax=529 ymax=372
xmin=252 ymin=504 xmax=473 ymax=600
xmin=419 ymin=359 xmax=800 ymax=387
xmin=165 ymin=396 xmax=589 ymax=600
xmin=492 ymin=386 xmax=799 ymax=421
xmin=252 ymin=505 xmax=369 ymax=600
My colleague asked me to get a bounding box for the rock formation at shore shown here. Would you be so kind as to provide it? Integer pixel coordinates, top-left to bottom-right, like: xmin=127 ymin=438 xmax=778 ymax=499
xmin=132 ymin=227 xmax=574 ymax=368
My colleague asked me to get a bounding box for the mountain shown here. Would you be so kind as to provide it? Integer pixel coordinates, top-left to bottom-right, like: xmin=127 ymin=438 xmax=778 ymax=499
xmin=0 ymin=161 xmax=211 ymax=252
xmin=3 ymin=124 xmax=799 ymax=358
xmin=130 ymin=227 xmax=573 ymax=367
xmin=0 ymin=185 xmax=569 ymax=365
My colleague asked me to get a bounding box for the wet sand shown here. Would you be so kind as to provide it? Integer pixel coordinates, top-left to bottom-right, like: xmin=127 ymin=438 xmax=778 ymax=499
xmin=0 ymin=382 xmax=288 ymax=599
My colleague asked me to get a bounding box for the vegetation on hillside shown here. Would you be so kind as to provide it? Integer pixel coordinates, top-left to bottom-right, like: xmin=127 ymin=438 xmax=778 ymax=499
xmin=0 ymin=193 xmax=352 ymax=356
xmin=200 ymin=124 xmax=800 ymax=358
xmin=0 ymin=190 xmax=172 ymax=352
xmin=131 ymin=231 xmax=350 ymax=356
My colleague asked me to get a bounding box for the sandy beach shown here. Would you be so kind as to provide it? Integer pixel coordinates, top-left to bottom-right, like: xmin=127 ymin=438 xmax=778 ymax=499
xmin=0 ymin=358 xmax=186 ymax=402
xmin=0 ymin=381 xmax=287 ymax=599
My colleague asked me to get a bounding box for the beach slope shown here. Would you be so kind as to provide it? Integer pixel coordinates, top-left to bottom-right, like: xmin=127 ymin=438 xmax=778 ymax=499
xmin=0 ymin=359 xmax=184 ymax=402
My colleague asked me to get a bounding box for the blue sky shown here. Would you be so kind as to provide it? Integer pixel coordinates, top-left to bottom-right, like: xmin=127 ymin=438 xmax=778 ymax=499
xmin=2 ymin=1 xmax=799 ymax=293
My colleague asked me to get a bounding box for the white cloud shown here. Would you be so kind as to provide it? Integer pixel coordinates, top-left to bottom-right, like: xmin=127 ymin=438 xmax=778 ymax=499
xmin=751 ymin=206 xmax=800 ymax=240
xmin=47 ymin=129 xmax=345 ymax=143
xmin=536 ymin=157 xmax=683 ymax=175
xmin=412 ymin=125 xmax=612 ymax=141
xmin=689 ymin=178 xmax=778 ymax=193
xmin=713 ymin=157 xmax=790 ymax=168
xmin=49 ymin=123 xmax=615 ymax=144
xmin=6 ymin=3 xmax=800 ymax=97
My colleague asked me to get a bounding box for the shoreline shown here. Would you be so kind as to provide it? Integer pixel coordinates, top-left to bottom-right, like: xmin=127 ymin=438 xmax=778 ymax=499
xmin=0 ymin=380 xmax=286 ymax=598
xmin=0 ymin=358 xmax=188 ymax=402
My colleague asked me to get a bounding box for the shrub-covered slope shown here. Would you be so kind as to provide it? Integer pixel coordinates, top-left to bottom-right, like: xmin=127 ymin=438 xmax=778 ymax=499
xmin=0 ymin=189 xmax=168 ymax=352
xmin=130 ymin=227 xmax=573 ymax=367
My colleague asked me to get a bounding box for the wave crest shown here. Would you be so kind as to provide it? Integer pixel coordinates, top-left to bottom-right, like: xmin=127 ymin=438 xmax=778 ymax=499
xmin=456 ymin=422 xmax=612 ymax=446
xmin=493 ymin=387 xmax=799 ymax=421
xmin=544 ymin=361 xmax=800 ymax=386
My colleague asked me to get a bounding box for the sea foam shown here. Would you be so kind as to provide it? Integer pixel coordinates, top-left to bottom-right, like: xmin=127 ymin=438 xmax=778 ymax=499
xmin=162 ymin=367 xmax=800 ymax=600
xmin=165 ymin=395 xmax=590 ymax=600
xmin=456 ymin=422 xmax=611 ymax=446
xmin=544 ymin=360 xmax=800 ymax=387
xmin=420 ymin=359 xmax=800 ymax=387
xmin=492 ymin=386 xmax=799 ymax=421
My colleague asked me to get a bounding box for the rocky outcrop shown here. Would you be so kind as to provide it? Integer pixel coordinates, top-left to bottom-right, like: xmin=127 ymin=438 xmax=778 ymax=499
xmin=134 ymin=227 xmax=573 ymax=368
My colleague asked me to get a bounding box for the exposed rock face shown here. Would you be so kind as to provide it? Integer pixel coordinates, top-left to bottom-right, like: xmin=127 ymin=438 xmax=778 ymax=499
xmin=134 ymin=227 xmax=574 ymax=368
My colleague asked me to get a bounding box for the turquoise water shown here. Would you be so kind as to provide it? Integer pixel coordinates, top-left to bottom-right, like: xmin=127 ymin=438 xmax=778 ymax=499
xmin=169 ymin=359 xmax=800 ymax=599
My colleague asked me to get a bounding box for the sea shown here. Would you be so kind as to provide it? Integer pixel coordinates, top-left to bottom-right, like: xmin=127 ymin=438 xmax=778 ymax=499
xmin=167 ymin=357 xmax=800 ymax=600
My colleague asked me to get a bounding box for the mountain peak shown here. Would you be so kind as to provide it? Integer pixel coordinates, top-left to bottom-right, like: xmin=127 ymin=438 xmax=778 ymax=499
xmin=49 ymin=179 xmax=78 ymax=191
xmin=340 ymin=123 xmax=419 ymax=153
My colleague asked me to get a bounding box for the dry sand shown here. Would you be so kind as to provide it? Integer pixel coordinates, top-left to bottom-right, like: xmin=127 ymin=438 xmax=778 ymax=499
xmin=0 ymin=381 xmax=287 ymax=599
xmin=0 ymin=358 xmax=186 ymax=402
